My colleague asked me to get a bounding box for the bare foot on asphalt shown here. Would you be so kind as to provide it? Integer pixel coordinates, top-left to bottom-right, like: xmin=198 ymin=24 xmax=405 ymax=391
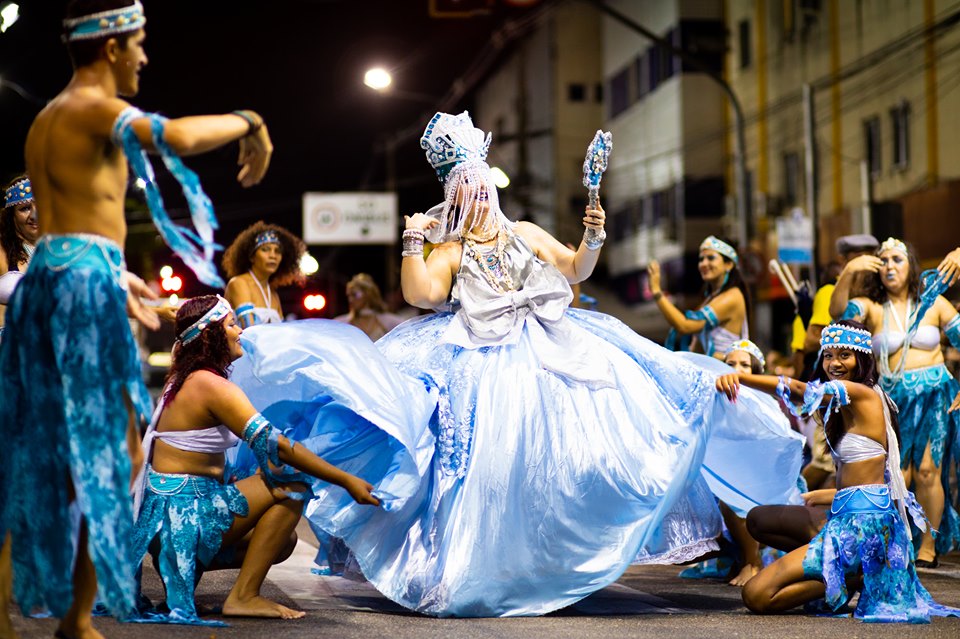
xmin=728 ymin=564 xmax=759 ymax=587
xmin=223 ymin=593 xmax=305 ymax=619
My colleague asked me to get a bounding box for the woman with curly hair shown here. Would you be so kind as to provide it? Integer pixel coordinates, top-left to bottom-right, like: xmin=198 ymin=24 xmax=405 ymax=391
xmin=222 ymin=221 xmax=305 ymax=327
xmin=829 ymin=238 xmax=960 ymax=566
xmin=131 ymin=295 xmax=379 ymax=625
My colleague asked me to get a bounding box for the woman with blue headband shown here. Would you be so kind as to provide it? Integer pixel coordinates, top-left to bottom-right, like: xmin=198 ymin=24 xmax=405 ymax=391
xmin=131 ymin=295 xmax=380 ymax=625
xmin=829 ymin=238 xmax=960 ymax=566
xmin=716 ymin=320 xmax=959 ymax=622
xmin=0 ymin=175 xmax=38 ymax=333
xmin=223 ymin=221 xmax=306 ymax=328
xmin=648 ymin=235 xmax=750 ymax=359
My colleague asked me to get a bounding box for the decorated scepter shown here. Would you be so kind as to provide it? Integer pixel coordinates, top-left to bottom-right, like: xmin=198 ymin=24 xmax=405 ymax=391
xmin=582 ymin=130 xmax=612 ymax=250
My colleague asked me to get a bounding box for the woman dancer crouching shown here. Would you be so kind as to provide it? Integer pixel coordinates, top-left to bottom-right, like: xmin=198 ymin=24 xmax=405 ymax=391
xmin=716 ymin=320 xmax=958 ymax=622
xmin=132 ymin=295 xmax=379 ymax=625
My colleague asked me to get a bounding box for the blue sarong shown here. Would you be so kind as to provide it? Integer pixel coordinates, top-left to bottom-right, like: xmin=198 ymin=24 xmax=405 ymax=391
xmin=881 ymin=365 xmax=960 ymax=553
xmin=803 ymin=484 xmax=960 ymax=623
xmin=0 ymin=233 xmax=152 ymax=619
xmin=132 ymin=468 xmax=248 ymax=626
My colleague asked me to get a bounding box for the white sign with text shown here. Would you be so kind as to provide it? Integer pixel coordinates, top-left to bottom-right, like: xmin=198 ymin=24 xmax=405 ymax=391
xmin=302 ymin=192 xmax=398 ymax=244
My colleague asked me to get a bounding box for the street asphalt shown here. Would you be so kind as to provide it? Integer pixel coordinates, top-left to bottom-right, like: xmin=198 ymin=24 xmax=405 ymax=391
xmin=9 ymin=520 xmax=960 ymax=638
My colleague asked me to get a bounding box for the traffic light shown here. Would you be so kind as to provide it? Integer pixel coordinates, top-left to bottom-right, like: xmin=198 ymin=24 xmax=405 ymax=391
xmin=160 ymin=265 xmax=183 ymax=293
xmin=303 ymin=293 xmax=327 ymax=312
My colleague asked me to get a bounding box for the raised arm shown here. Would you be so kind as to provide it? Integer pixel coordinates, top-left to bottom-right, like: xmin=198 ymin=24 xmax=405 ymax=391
xmin=518 ymin=202 xmax=605 ymax=284
xmin=83 ymin=98 xmax=272 ymax=187
xmin=204 ymin=375 xmax=379 ymax=506
xmin=829 ymin=255 xmax=881 ymax=319
xmin=937 ymin=247 xmax=960 ymax=286
xmin=647 ymin=260 xmax=706 ymax=334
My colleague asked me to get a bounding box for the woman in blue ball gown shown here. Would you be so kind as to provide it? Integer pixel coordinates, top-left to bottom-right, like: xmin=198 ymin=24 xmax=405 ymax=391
xmin=231 ymin=112 xmax=803 ymax=617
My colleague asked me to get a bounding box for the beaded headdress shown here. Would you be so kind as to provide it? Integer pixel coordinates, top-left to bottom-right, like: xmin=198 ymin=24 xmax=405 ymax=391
xmin=420 ymin=111 xmax=513 ymax=244
xmin=878 ymin=237 xmax=908 ymax=257
xmin=819 ymin=323 xmax=872 ymax=354
xmin=63 ymin=0 xmax=145 ymax=42
xmin=253 ymin=230 xmax=280 ymax=251
xmin=725 ymin=339 xmax=765 ymax=369
xmin=700 ymin=236 xmax=738 ymax=264
xmin=4 ymin=177 xmax=33 ymax=208
xmin=178 ymin=295 xmax=232 ymax=345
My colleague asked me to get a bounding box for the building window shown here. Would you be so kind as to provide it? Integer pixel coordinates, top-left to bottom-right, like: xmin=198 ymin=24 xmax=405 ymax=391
xmin=608 ymin=66 xmax=630 ymax=119
xmin=863 ymin=116 xmax=881 ymax=177
xmin=738 ymin=19 xmax=751 ymax=68
xmin=890 ymin=101 xmax=910 ymax=171
xmin=783 ymin=152 xmax=801 ymax=205
xmin=594 ymin=83 xmax=603 ymax=103
xmin=568 ymin=83 xmax=586 ymax=102
xmin=635 ymin=53 xmax=649 ymax=100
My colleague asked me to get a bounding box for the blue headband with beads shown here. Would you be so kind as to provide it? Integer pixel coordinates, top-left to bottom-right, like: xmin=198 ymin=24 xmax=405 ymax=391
xmin=4 ymin=178 xmax=33 ymax=207
xmin=62 ymin=0 xmax=145 ymax=42
xmin=700 ymin=236 xmax=738 ymax=264
xmin=819 ymin=323 xmax=872 ymax=354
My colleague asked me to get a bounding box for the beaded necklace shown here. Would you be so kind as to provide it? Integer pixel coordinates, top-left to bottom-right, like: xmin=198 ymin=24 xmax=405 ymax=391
xmin=464 ymin=229 xmax=515 ymax=293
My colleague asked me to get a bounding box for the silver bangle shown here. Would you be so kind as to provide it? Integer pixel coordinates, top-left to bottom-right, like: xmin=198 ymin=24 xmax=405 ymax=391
xmin=583 ymin=227 xmax=606 ymax=250
xmin=402 ymin=230 xmax=424 ymax=257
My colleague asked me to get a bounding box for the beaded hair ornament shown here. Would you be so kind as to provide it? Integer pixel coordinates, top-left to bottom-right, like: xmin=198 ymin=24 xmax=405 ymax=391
xmin=878 ymin=237 xmax=908 ymax=257
xmin=700 ymin=236 xmax=738 ymax=264
xmin=725 ymin=339 xmax=765 ymax=369
xmin=253 ymin=230 xmax=280 ymax=251
xmin=819 ymin=323 xmax=872 ymax=354
xmin=420 ymin=111 xmax=514 ymax=244
xmin=62 ymin=0 xmax=145 ymax=42
xmin=4 ymin=178 xmax=33 ymax=207
xmin=177 ymin=295 xmax=232 ymax=345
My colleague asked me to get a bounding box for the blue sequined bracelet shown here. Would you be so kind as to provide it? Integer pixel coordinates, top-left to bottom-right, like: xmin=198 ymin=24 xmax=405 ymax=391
xmin=242 ymin=413 xmax=313 ymax=501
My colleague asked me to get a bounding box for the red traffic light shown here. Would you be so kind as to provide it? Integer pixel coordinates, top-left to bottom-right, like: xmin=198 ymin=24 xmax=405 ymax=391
xmin=161 ymin=275 xmax=183 ymax=292
xmin=303 ymin=293 xmax=326 ymax=311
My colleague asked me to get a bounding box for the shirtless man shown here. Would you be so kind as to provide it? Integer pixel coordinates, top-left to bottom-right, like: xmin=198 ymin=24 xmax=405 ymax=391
xmin=0 ymin=2 xmax=272 ymax=637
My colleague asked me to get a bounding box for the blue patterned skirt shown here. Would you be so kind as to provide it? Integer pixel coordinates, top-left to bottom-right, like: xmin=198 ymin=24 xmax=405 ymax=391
xmin=132 ymin=468 xmax=248 ymax=626
xmin=0 ymin=234 xmax=152 ymax=619
xmin=802 ymin=484 xmax=960 ymax=623
xmin=882 ymin=365 xmax=960 ymax=552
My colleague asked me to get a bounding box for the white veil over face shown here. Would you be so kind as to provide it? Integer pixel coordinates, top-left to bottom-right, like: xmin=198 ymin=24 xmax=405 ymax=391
xmin=420 ymin=112 xmax=514 ymax=244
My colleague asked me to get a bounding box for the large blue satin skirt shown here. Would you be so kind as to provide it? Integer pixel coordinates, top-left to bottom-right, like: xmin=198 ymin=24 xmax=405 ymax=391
xmin=230 ymin=311 xmax=802 ymax=617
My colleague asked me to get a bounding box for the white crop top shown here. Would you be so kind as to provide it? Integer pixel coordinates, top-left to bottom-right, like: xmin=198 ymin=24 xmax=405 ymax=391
xmin=872 ymin=325 xmax=940 ymax=354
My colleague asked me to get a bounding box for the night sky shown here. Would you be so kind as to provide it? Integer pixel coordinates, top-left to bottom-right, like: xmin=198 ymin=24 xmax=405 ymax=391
xmin=0 ymin=0 xmax=540 ymax=312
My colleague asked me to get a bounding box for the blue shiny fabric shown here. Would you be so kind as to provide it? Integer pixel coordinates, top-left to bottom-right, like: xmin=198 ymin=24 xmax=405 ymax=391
xmin=803 ymin=484 xmax=960 ymax=623
xmin=675 ymin=352 xmax=806 ymax=517
xmin=230 ymin=233 xmax=807 ymax=617
xmin=0 ymin=234 xmax=152 ymax=619
xmin=132 ymin=469 xmax=247 ymax=626
xmin=881 ymin=364 xmax=960 ymax=553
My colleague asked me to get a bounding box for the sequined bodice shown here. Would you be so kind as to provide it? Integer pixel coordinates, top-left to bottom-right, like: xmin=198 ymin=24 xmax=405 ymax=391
xmin=451 ymin=232 xmax=572 ymax=308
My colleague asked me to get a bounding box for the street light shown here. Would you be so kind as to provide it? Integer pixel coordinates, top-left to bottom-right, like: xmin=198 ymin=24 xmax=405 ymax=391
xmin=490 ymin=166 xmax=510 ymax=189
xmin=364 ymin=67 xmax=392 ymax=91
xmin=0 ymin=3 xmax=19 ymax=34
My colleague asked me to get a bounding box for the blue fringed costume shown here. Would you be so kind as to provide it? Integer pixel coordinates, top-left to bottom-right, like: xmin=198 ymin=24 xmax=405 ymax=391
xmin=0 ymin=235 xmax=152 ymax=618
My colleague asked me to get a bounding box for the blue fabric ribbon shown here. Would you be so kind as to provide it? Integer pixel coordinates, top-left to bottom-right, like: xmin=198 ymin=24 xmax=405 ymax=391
xmin=665 ymin=305 xmax=720 ymax=356
xmin=112 ymin=107 xmax=224 ymax=287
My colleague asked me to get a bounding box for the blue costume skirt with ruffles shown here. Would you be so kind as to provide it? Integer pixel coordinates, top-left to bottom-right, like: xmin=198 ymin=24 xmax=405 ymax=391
xmin=881 ymin=365 xmax=960 ymax=553
xmin=0 ymin=234 xmax=152 ymax=619
xmin=802 ymin=484 xmax=960 ymax=623
xmin=228 ymin=310 xmax=804 ymax=617
xmin=131 ymin=468 xmax=248 ymax=626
